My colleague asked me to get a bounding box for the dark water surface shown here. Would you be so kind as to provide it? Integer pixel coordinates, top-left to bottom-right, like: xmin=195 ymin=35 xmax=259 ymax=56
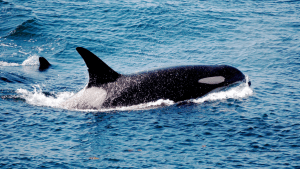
xmin=1 ymin=0 xmax=300 ymax=168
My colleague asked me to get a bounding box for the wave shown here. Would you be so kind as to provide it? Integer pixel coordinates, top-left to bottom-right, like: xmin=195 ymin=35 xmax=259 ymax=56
xmin=15 ymin=76 xmax=253 ymax=112
xmin=4 ymin=18 xmax=41 ymax=39
xmin=0 ymin=54 xmax=39 ymax=66
xmin=0 ymin=0 xmax=33 ymax=38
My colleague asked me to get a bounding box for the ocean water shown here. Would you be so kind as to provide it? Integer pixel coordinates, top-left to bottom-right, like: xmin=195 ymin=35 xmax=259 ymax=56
xmin=1 ymin=0 xmax=299 ymax=168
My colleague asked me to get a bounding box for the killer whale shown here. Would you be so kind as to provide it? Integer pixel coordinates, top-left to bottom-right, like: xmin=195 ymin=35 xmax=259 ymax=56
xmin=60 ymin=47 xmax=249 ymax=109
xmin=39 ymin=57 xmax=51 ymax=70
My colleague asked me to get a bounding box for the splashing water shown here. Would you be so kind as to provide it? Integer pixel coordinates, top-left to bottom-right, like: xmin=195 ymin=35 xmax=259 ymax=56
xmin=21 ymin=54 xmax=39 ymax=66
xmin=0 ymin=54 xmax=39 ymax=66
xmin=192 ymin=76 xmax=253 ymax=103
xmin=16 ymin=85 xmax=74 ymax=108
xmin=0 ymin=61 xmax=20 ymax=66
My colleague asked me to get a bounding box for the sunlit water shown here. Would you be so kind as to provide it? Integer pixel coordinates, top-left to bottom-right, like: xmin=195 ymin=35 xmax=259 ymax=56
xmin=1 ymin=0 xmax=300 ymax=168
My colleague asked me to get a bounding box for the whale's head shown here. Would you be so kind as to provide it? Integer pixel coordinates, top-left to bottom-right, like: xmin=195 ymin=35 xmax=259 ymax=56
xmin=196 ymin=65 xmax=246 ymax=86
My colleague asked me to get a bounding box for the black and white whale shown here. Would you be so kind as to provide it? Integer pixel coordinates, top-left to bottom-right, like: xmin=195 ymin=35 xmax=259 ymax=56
xmin=58 ymin=47 xmax=249 ymax=109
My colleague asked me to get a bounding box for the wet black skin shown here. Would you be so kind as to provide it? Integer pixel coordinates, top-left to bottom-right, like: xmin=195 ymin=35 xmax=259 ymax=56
xmin=76 ymin=47 xmax=246 ymax=108
xmin=100 ymin=65 xmax=245 ymax=107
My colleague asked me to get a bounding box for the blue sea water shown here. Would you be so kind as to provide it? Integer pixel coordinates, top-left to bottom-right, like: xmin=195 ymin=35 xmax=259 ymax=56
xmin=1 ymin=0 xmax=300 ymax=168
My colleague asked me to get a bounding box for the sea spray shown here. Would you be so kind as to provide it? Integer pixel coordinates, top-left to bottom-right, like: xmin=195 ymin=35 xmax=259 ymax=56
xmin=0 ymin=54 xmax=39 ymax=66
xmin=192 ymin=76 xmax=253 ymax=104
xmin=21 ymin=54 xmax=39 ymax=66
xmin=16 ymin=85 xmax=74 ymax=108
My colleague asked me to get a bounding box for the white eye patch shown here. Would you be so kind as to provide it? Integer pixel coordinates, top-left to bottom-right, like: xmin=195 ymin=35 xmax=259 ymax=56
xmin=198 ymin=76 xmax=225 ymax=84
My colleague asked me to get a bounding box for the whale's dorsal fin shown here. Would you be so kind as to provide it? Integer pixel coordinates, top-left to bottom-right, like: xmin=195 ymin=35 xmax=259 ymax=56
xmin=39 ymin=57 xmax=51 ymax=70
xmin=76 ymin=47 xmax=121 ymax=87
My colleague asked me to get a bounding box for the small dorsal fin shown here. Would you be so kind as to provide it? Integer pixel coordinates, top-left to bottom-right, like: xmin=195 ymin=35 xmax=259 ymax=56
xmin=76 ymin=47 xmax=121 ymax=87
xmin=39 ymin=57 xmax=51 ymax=70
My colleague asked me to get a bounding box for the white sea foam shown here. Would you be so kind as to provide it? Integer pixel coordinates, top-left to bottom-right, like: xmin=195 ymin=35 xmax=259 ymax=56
xmin=0 ymin=43 xmax=10 ymax=47
xmin=16 ymin=76 xmax=253 ymax=112
xmin=16 ymin=85 xmax=74 ymax=108
xmin=0 ymin=54 xmax=39 ymax=66
xmin=101 ymin=99 xmax=175 ymax=112
xmin=0 ymin=61 xmax=20 ymax=66
xmin=21 ymin=54 xmax=39 ymax=66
